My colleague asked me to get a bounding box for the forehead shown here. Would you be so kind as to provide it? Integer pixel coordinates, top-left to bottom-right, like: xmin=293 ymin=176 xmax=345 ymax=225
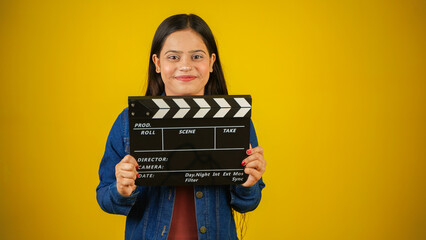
xmin=161 ymin=29 xmax=208 ymax=53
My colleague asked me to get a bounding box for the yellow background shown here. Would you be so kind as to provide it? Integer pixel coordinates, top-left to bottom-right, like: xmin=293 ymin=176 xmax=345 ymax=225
xmin=1 ymin=0 xmax=425 ymax=239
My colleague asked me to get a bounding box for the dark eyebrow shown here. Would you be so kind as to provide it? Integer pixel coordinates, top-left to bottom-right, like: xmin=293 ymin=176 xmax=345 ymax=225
xmin=164 ymin=49 xmax=206 ymax=54
xmin=164 ymin=50 xmax=183 ymax=54
xmin=189 ymin=50 xmax=207 ymax=54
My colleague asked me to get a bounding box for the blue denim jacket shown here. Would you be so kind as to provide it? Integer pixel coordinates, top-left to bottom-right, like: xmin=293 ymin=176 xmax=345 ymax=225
xmin=96 ymin=108 xmax=265 ymax=240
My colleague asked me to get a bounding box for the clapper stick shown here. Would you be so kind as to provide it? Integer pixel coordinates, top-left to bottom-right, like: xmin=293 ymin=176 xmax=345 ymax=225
xmin=128 ymin=95 xmax=252 ymax=186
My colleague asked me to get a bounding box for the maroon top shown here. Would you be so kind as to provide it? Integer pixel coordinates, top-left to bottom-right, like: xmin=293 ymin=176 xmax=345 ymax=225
xmin=167 ymin=186 xmax=198 ymax=240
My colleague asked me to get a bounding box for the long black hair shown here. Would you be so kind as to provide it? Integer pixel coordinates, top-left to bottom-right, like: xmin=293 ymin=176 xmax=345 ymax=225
xmin=146 ymin=14 xmax=228 ymax=96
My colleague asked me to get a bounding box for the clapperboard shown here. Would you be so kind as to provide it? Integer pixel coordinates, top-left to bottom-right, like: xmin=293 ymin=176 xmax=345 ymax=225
xmin=129 ymin=95 xmax=252 ymax=186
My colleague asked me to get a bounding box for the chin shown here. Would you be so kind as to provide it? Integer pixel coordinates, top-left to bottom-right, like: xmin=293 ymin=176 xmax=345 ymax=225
xmin=182 ymin=90 xmax=203 ymax=96
xmin=173 ymin=85 xmax=204 ymax=96
xmin=165 ymin=89 xmax=201 ymax=96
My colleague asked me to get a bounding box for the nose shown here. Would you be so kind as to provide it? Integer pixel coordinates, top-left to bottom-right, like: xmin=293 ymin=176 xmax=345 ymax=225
xmin=179 ymin=57 xmax=192 ymax=72
xmin=180 ymin=66 xmax=192 ymax=71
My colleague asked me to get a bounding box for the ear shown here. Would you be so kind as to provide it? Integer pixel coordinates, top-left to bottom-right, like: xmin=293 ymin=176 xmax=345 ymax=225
xmin=152 ymin=54 xmax=161 ymax=73
xmin=209 ymin=53 xmax=216 ymax=73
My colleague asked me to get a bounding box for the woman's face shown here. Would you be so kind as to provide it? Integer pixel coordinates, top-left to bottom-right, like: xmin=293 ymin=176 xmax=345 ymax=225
xmin=153 ymin=29 xmax=216 ymax=96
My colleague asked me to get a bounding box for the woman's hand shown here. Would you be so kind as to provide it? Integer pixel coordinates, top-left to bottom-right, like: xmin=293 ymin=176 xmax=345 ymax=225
xmin=115 ymin=155 xmax=139 ymax=197
xmin=241 ymin=145 xmax=266 ymax=187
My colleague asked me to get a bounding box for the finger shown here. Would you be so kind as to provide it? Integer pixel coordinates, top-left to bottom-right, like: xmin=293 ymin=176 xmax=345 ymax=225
xmin=121 ymin=185 xmax=137 ymax=197
xmin=118 ymin=170 xmax=138 ymax=180
xmin=117 ymin=185 xmax=134 ymax=197
xmin=241 ymin=170 xmax=262 ymax=187
xmin=246 ymin=146 xmax=263 ymax=155
xmin=117 ymin=184 xmax=128 ymax=194
xmin=244 ymin=167 xmax=262 ymax=182
xmin=242 ymin=153 xmax=265 ymax=165
xmin=121 ymin=155 xmax=138 ymax=167
xmin=120 ymin=163 xmax=138 ymax=171
xmin=241 ymin=177 xmax=256 ymax=187
xmin=119 ymin=178 xmax=136 ymax=187
xmin=245 ymin=160 xmax=265 ymax=173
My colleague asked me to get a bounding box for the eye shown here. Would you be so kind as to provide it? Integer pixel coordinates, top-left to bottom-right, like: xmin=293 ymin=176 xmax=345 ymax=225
xmin=167 ymin=55 xmax=180 ymax=61
xmin=192 ymin=54 xmax=204 ymax=60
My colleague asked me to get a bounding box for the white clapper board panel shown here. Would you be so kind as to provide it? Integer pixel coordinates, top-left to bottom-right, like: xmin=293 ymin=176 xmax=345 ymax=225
xmin=128 ymin=95 xmax=252 ymax=186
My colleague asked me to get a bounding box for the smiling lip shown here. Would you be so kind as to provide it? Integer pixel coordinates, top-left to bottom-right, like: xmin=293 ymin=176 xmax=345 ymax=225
xmin=175 ymin=75 xmax=196 ymax=81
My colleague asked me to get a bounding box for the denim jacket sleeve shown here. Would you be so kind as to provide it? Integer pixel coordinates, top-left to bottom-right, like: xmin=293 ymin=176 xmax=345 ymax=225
xmin=230 ymin=120 xmax=266 ymax=213
xmin=96 ymin=108 xmax=141 ymax=216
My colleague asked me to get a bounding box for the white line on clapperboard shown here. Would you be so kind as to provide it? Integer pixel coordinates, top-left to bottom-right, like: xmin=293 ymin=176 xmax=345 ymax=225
xmin=134 ymin=148 xmax=244 ymax=153
xmin=161 ymin=128 xmax=164 ymax=151
xmin=214 ymin=127 xmax=216 ymax=149
xmin=137 ymin=169 xmax=243 ymax=174
xmin=133 ymin=125 xmax=245 ymax=130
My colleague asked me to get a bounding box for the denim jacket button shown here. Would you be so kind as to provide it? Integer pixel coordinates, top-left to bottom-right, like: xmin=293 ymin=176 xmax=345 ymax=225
xmin=200 ymin=226 xmax=207 ymax=234
xmin=196 ymin=191 xmax=203 ymax=199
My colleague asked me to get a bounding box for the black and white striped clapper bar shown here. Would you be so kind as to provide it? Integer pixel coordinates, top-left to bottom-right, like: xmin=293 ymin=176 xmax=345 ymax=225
xmin=128 ymin=95 xmax=252 ymax=186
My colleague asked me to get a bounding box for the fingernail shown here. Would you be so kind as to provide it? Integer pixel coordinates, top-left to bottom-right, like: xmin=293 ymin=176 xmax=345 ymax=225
xmin=241 ymin=161 xmax=246 ymax=166
xmin=246 ymin=149 xmax=251 ymax=155
xmin=137 ymin=174 xmax=140 ymax=178
xmin=136 ymin=165 xmax=139 ymax=169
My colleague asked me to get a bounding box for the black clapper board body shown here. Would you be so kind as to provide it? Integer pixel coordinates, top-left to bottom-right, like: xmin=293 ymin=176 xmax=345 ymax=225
xmin=128 ymin=95 xmax=252 ymax=186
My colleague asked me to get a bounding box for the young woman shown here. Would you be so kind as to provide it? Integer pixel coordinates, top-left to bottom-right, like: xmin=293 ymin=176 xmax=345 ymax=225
xmin=96 ymin=14 xmax=266 ymax=240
